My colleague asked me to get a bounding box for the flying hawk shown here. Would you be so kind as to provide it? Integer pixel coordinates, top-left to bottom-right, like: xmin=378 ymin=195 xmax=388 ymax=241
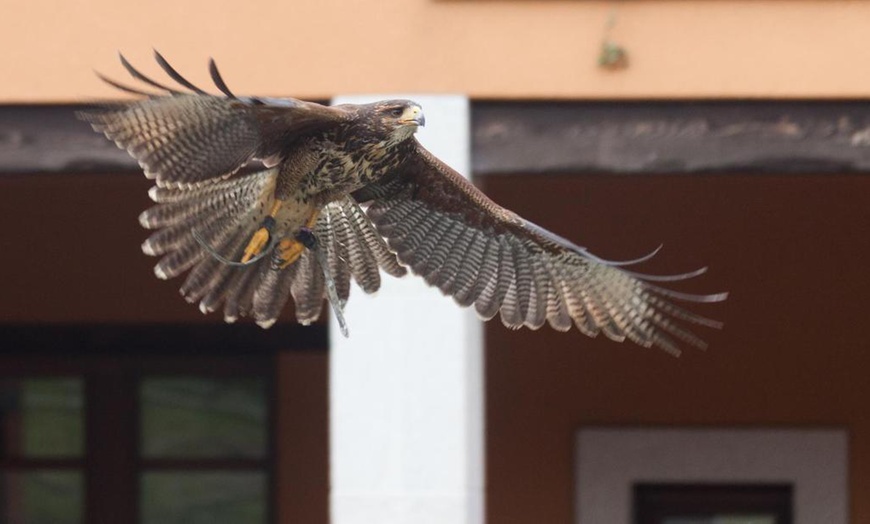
xmin=81 ymin=52 xmax=726 ymax=355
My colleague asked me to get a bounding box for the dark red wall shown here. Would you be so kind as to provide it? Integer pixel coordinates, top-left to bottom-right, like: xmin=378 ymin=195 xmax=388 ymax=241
xmin=0 ymin=172 xmax=215 ymax=323
xmin=482 ymin=173 xmax=870 ymax=524
xmin=0 ymin=172 xmax=328 ymax=524
xmin=3 ymin=172 xmax=868 ymax=524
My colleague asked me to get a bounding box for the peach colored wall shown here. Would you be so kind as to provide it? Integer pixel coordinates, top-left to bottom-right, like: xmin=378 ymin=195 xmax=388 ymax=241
xmin=1 ymin=1 xmax=870 ymax=102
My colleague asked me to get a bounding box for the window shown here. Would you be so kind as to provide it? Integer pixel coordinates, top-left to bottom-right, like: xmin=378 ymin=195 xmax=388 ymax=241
xmin=0 ymin=325 xmax=302 ymax=524
xmin=0 ymin=365 xmax=272 ymax=524
xmin=139 ymin=377 xmax=270 ymax=524
xmin=0 ymin=378 xmax=85 ymax=524
xmin=575 ymin=428 xmax=847 ymax=524
xmin=634 ymin=484 xmax=792 ymax=524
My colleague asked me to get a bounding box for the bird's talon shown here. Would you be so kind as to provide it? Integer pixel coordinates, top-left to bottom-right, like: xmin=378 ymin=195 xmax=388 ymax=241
xmin=242 ymin=227 xmax=271 ymax=263
xmin=277 ymin=239 xmax=305 ymax=269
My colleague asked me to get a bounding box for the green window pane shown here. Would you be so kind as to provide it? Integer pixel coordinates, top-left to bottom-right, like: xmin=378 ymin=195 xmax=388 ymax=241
xmin=141 ymin=471 xmax=265 ymax=524
xmin=140 ymin=378 xmax=267 ymax=458
xmin=1 ymin=471 xmax=83 ymax=524
xmin=0 ymin=379 xmax=83 ymax=457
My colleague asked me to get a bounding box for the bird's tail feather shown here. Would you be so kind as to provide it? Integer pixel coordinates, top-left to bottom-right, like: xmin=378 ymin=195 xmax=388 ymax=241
xmin=141 ymin=177 xmax=406 ymax=328
xmin=248 ymin=197 xmax=407 ymax=329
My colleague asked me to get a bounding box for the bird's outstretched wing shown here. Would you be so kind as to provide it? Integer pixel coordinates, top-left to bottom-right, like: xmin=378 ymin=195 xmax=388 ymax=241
xmin=79 ymin=51 xmax=348 ymax=189
xmin=355 ymin=140 xmax=727 ymax=355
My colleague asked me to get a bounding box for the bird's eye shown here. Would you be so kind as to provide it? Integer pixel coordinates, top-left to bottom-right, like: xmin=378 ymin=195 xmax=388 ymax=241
xmin=390 ymin=107 xmax=404 ymax=118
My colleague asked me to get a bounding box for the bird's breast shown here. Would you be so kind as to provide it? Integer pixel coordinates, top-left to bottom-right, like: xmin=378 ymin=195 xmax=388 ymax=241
xmin=296 ymin=141 xmax=397 ymax=202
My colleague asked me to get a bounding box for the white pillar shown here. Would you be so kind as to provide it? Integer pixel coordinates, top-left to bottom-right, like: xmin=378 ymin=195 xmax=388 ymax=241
xmin=329 ymin=94 xmax=483 ymax=524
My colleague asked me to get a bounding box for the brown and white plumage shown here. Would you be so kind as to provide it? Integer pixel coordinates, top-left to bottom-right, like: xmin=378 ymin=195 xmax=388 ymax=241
xmin=81 ymin=52 xmax=726 ymax=354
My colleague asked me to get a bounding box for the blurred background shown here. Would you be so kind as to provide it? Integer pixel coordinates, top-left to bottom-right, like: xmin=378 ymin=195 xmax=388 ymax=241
xmin=1 ymin=1 xmax=869 ymax=523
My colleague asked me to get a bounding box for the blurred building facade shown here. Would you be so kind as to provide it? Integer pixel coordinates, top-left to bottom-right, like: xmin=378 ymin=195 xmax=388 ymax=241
xmin=1 ymin=1 xmax=869 ymax=523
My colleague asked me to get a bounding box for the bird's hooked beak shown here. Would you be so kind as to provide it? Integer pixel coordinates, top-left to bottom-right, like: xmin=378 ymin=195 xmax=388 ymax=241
xmin=399 ymin=105 xmax=425 ymax=127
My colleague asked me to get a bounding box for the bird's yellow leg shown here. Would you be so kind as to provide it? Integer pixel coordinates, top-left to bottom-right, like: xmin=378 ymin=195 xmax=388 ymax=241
xmin=241 ymin=200 xmax=284 ymax=263
xmin=277 ymin=210 xmax=321 ymax=269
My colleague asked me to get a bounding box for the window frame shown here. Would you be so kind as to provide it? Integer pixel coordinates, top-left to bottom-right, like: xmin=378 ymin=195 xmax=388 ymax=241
xmin=575 ymin=428 xmax=848 ymax=524
xmin=0 ymin=324 xmax=296 ymax=524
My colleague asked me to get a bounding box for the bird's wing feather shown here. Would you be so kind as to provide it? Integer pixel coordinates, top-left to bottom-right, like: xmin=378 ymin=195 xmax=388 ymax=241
xmin=79 ymin=52 xmax=349 ymax=188
xmin=357 ymin=140 xmax=726 ymax=355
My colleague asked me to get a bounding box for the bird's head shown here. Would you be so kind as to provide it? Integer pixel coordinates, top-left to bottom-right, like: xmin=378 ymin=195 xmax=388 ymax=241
xmin=367 ymin=99 xmax=425 ymax=145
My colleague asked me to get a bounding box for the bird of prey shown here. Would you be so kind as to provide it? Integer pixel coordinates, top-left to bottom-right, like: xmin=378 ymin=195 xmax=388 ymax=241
xmin=81 ymin=52 xmax=726 ymax=355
